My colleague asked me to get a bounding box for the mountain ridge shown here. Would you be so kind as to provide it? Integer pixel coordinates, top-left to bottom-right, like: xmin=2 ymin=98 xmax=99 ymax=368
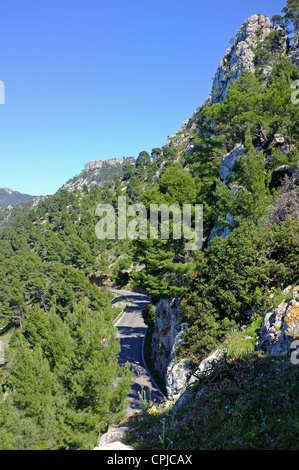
xmin=61 ymin=156 xmax=135 ymax=191
xmin=0 ymin=187 xmax=36 ymax=209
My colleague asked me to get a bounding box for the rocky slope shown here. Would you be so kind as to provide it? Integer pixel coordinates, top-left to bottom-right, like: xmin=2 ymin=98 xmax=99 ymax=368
xmin=150 ymin=284 xmax=299 ymax=404
xmin=212 ymin=14 xmax=288 ymax=103
xmin=257 ymin=285 xmax=299 ymax=356
xmin=165 ymin=15 xmax=292 ymax=157
xmin=0 ymin=195 xmax=47 ymax=231
xmin=149 ymin=12 xmax=299 ymax=404
xmin=62 ymin=157 xmax=135 ymax=191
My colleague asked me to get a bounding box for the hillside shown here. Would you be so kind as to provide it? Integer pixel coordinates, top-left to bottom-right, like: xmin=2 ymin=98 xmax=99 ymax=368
xmin=0 ymin=196 xmax=48 ymax=231
xmin=0 ymin=188 xmax=36 ymax=209
xmin=0 ymin=158 xmax=135 ymax=232
xmin=0 ymin=1 xmax=299 ymax=451
xmin=62 ymin=157 xmax=135 ymax=191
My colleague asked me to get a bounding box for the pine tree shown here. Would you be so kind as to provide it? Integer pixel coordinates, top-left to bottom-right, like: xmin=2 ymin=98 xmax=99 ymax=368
xmin=282 ymin=0 xmax=299 ymax=40
xmin=234 ymin=129 xmax=271 ymax=224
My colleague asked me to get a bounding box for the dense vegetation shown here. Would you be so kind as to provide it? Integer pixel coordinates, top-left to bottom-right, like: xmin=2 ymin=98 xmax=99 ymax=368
xmin=0 ymin=188 xmax=135 ymax=449
xmin=0 ymin=0 xmax=299 ymax=450
xmin=128 ymin=351 xmax=299 ymax=450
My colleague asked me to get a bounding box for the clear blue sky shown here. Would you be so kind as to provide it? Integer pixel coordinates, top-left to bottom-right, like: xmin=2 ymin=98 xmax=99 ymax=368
xmin=0 ymin=0 xmax=286 ymax=195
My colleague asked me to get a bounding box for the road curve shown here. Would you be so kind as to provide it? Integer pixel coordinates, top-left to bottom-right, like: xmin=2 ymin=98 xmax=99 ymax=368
xmin=112 ymin=289 xmax=164 ymax=415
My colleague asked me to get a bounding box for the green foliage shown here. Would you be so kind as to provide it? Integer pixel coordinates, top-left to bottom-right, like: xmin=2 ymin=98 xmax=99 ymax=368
xmin=64 ymin=157 xmax=135 ymax=190
xmin=254 ymin=30 xmax=288 ymax=78
xmin=1 ymin=23 xmax=299 ymax=450
xmin=231 ymin=130 xmax=272 ymax=223
xmin=131 ymin=232 xmax=197 ymax=302
xmin=158 ymin=163 xmax=197 ymax=205
xmin=203 ymin=60 xmax=299 ymax=149
xmin=180 ymin=219 xmax=299 ymax=363
xmin=282 ymin=0 xmax=299 ymax=38
xmin=0 ymin=297 xmax=133 ymax=449
xmin=151 ymin=148 xmax=162 ymax=160
xmin=126 ymin=175 xmax=144 ymax=202
xmin=161 ymin=147 xmax=178 ymax=161
xmin=272 ymin=14 xmax=284 ymax=27
xmin=141 ymin=303 xmax=156 ymax=327
xmin=181 ymin=299 xmax=231 ymax=363
xmin=0 ymin=185 xmax=136 ymax=449
xmin=135 ymin=151 xmax=151 ymax=180
xmin=128 ymin=355 xmax=299 ymax=450
xmin=136 ymin=151 xmax=151 ymax=166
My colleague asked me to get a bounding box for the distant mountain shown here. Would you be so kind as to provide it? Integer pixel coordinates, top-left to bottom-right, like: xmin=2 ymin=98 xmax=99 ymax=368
xmin=0 ymin=195 xmax=47 ymax=231
xmin=61 ymin=157 xmax=135 ymax=191
xmin=0 ymin=187 xmax=36 ymax=209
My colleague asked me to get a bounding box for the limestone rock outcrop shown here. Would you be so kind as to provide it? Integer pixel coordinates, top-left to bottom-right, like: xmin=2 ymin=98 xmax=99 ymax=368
xmin=166 ymin=357 xmax=193 ymax=400
xmin=212 ymin=14 xmax=287 ymax=103
xmin=165 ymin=323 xmax=192 ymax=399
xmin=97 ymin=425 xmax=130 ymax=448
xmin=94 ymin=441 xmax=134 ymax=450
xmin=151 ymin=298 xmax=183 ymax=379
xmin=94 ymin=412 xmax=146 ymax=450
xmin=84 ymin=157 xmax=135 ymax=171
xmin=219 ymin=144 xmax=246 ymax=182
xmin=167 ymin=349 xmax=225 ymax=411
xmin=257 ymin=286 xmax=299 ymax=355
xmin=151 ymin=298 xmax=225 ymax=401
xmin=208 ymin=214 xmax=236 ymax=245
xmin=62 ymin=157 xmax=135 ymax=191
xmin=151 ymin=298 xmax=196 ymax=400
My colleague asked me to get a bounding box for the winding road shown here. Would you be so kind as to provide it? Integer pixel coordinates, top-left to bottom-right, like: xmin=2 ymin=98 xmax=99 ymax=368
xmin=112 ymin=290 xmax=164 ymax=415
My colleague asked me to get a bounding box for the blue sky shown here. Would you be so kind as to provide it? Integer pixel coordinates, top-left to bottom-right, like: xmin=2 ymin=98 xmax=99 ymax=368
xmin=0 ymin=0 xmax=286 ymax=195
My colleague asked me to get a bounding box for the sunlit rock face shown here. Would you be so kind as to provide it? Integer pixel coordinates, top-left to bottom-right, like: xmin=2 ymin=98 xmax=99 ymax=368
xmin=212 ymin=14 xmax=287 ymax=103
xmin=257 ymin=286 xmax=299 ymax=356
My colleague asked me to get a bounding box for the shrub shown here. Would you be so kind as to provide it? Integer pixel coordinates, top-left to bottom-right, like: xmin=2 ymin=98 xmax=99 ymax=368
xmin=141 ymin=304 xmax=156 ymax=327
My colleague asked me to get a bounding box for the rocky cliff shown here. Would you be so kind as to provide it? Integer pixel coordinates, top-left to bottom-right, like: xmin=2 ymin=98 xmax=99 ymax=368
xmin=62 ymin=157 xmax=135 ymax=191
xmin=84 ymin=157 xmax=135 ymax=172
xmin=212 ymin=14 xmax=288 ymax=103
xmin=163 ymin=14 xmax=289 ymax=159
xmin=151 ymin=298 xmax=183 ymax=379
xmin=150 ymin=298 xmax=226 ymax=401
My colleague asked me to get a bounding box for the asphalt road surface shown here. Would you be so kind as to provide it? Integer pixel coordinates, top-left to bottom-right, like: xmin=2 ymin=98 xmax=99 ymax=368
xmin=113 ymin=290 xmax=164 ymax=415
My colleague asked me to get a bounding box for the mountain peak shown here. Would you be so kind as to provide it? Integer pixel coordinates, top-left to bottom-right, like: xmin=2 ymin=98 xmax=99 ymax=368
xmin=1 ymin=187 xmax=16 ymax=195
xmin=212 ymin=14 xmax=288 ymax=103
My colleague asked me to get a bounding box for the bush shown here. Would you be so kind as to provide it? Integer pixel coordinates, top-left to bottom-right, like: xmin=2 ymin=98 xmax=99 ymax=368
xmin=141 ymin=304 xmax=156 ymax=327
xmin=180 ymin=219 xmax=299 ymax=364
